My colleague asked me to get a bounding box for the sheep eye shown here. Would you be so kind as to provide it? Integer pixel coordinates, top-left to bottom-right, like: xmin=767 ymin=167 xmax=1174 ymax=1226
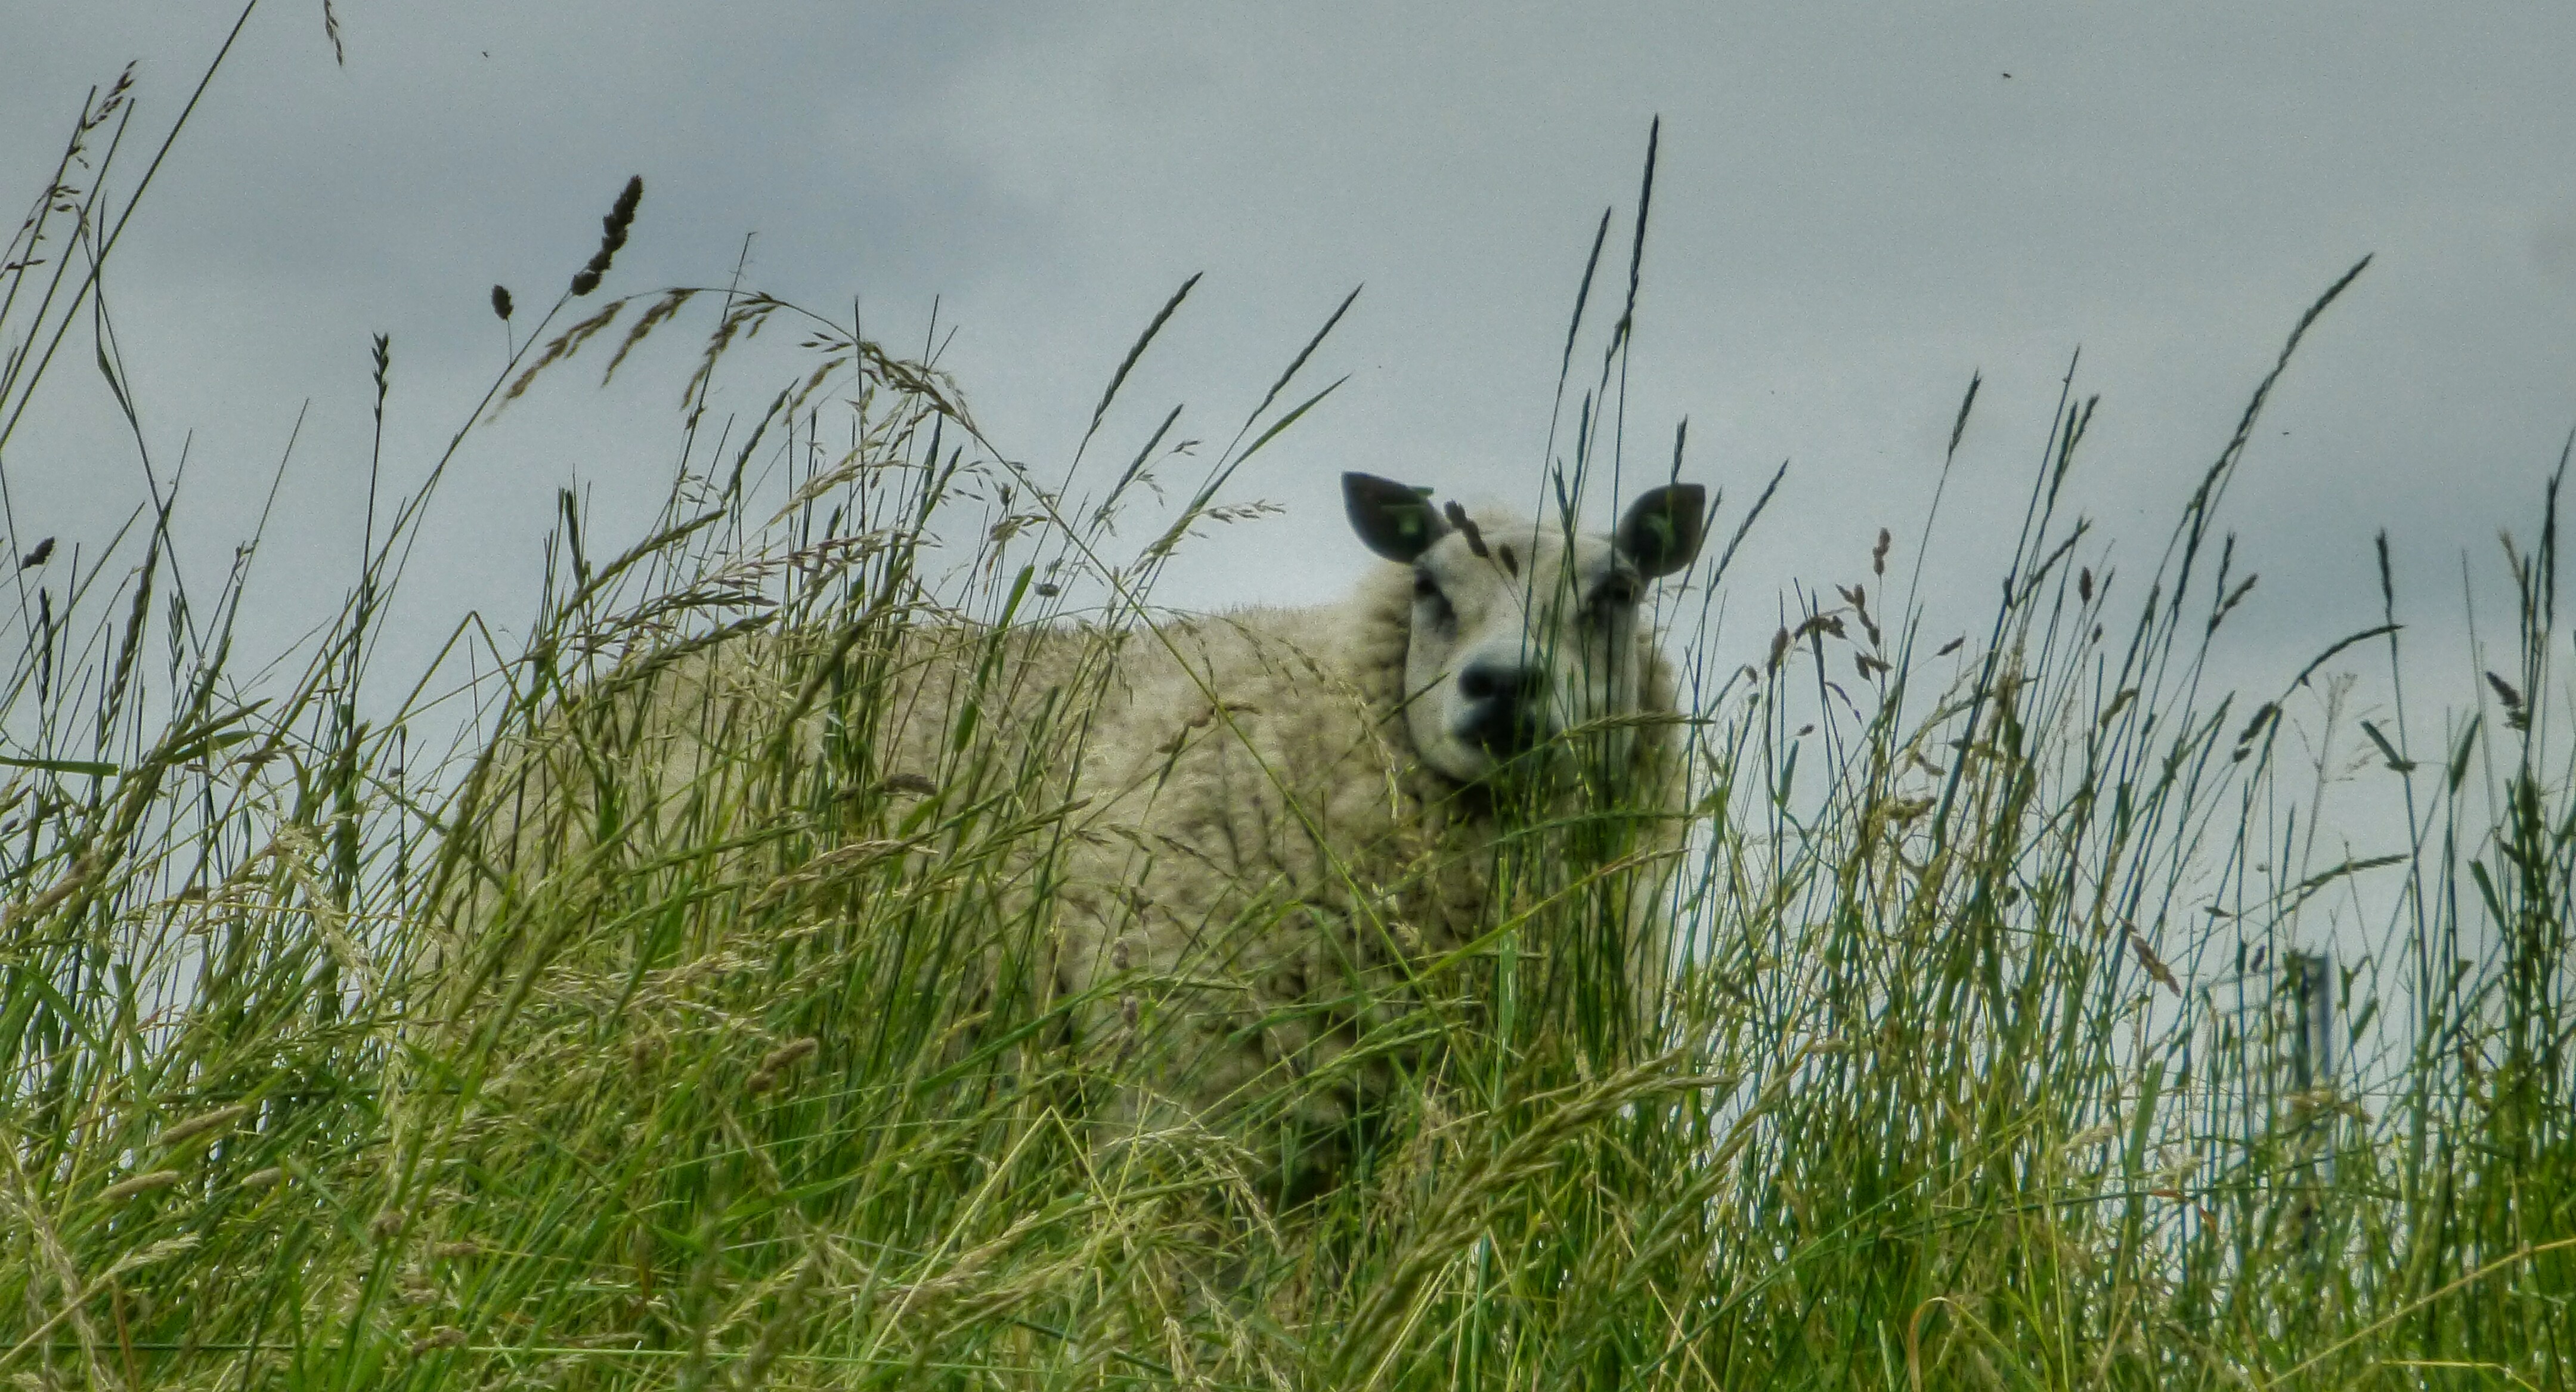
xmin=1590 ymin=576 xmax=1640 ymax=617
xmin=1413 ymin=570 xmax=1454 ymax=623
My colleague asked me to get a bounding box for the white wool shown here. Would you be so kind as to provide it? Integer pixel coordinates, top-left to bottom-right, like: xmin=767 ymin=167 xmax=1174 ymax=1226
xmin=456 ymin=498 xmax=1693 ymax=1194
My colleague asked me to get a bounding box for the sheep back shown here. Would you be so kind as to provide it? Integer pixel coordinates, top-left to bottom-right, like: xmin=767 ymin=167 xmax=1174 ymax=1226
xmin=443 ymin=559 xmax=1688 ymax=1193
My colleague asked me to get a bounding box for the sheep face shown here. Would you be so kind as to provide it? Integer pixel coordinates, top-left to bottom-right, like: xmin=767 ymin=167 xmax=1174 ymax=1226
xmin=1343 ymin=473 xmax=1707 ymax=784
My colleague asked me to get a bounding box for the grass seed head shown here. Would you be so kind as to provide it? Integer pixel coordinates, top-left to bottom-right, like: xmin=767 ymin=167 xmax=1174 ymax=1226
xmin=760 ymin=1037 xmax=819 ymax=1074
xmin=2125 ymin=927 xmax=2182 ymax=996
xmin=1442 ymin=500 xmax=1490 ymax=559
xmin=605 ymin=174 xmax=642 ymax=244
xmin=571 ymin=175 xmax=645 ymax=296
xmin=408 ymin=1328 xmax=467 ymax=1357
xmin=103 ymin=1170 xmax=182 ymax=1202
xmin=160 ymin=1102 xmax=250 ymax=1147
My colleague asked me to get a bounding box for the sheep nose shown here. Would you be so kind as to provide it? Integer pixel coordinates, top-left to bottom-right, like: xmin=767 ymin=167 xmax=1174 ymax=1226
xmin=1456 ymin=660 xmax=1548 ymax=755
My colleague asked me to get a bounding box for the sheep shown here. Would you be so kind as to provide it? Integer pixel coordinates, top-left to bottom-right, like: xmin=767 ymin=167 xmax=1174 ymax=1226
xmin=446 ymin=471 xmax=1706 ymax=1199
xmin=1034 ymin=472 xmax=1708 ymax=1192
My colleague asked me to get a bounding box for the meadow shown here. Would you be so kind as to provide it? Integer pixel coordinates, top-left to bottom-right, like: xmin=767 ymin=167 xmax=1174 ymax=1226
xmin=3 ymin=61 xmax=2571 ymax=1392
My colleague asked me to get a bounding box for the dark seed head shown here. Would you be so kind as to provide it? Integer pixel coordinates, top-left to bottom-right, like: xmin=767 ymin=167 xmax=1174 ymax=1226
xmin=490 ymin=284 xmax=513 ymax=321
xmin=607 ymin=175 xmax=643 ymax=237
xmin=570 ymin=176 xmax=645 ymax=296
xmin=1442 ymin=501 xmax=1489 ymax=559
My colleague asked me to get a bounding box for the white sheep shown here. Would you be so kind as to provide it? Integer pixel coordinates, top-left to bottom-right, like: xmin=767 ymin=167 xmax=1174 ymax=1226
xmin=452 ymin=471 xmax=1707 ymax=1197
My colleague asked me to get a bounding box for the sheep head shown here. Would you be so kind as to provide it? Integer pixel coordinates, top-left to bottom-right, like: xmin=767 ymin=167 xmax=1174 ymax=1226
xmin=1343 ymin=471 xmax=1705 ymax=785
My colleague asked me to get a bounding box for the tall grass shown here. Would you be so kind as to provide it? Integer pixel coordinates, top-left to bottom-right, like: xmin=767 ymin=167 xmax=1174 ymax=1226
xmin=4 ymin=64 xmax=2572 ymax=1392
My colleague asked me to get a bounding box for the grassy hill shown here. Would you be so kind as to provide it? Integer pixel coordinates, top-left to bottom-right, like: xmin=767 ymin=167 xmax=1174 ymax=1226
xmin=4 ymin=72 xmax=2571 ymax=1392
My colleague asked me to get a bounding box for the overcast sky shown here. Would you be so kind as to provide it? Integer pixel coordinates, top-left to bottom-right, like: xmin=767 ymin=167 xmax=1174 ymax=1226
xmin=8 ymin=3 xmax=2574 ymax=787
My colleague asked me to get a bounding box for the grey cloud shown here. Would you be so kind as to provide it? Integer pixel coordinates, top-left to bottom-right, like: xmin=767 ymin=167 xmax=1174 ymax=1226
xmin=1 ymin=0 xmax=2569 ymax=722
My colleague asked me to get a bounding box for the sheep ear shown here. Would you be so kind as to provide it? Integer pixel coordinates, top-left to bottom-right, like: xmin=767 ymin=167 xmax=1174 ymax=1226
xmin=1616 ymin=484 xmax=1708 ymax=578
xmin=1343 ymin=472 xmax=1448 ymax=562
